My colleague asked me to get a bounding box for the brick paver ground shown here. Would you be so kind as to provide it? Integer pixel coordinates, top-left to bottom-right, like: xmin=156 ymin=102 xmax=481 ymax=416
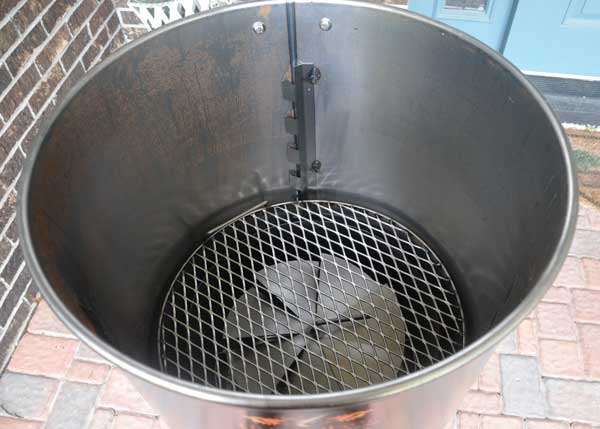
xmin=1 ymin=200 xmax=600 ymax=428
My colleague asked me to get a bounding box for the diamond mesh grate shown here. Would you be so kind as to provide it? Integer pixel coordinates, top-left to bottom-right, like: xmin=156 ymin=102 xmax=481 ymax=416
xmin=158 ymin=201 xmax=464 ymax=395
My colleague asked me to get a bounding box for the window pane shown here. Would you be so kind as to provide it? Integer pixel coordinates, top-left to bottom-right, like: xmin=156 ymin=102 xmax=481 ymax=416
xmin=444 ymin=0 xmax=487 ymax=11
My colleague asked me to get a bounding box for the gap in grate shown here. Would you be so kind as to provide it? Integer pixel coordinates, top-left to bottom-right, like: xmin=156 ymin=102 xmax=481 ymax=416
xmin=158 ymin=201 xmax=465 ymax=395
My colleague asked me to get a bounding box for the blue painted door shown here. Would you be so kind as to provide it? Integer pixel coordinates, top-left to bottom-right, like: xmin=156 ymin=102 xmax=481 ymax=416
xmin=503 ymin=0 xmax=600 ymax=76
xmin=410 ymin=0 xmax=600 ymax=76
xmin=409 ymin=0 xmax=517 ymax=50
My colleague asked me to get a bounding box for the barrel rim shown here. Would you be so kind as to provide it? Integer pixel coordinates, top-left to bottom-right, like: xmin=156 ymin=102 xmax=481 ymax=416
xmin=18 ymin=0 xmax=578 ymax=409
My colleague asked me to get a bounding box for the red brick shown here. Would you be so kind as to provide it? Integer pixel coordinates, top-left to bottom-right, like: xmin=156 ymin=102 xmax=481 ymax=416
xmin=107 ymin=30 xmax=126 ymax=55
xmin=0 ymin=23 xmax=19 ymax=57
xmin=0 ymin=65 xmax=39 ymax=120
xmin=120 ymin=10 xmax=142 ymax=26
xmin=89 ymin=0 xmax=114 ymax=36
xmin=0 ymin=63 xmax=11 ymax=93
xmin=1 ymin=244 xmax=23 ymax=284
xmin=83 ymin=27 xmax=109 ymax=70
xmin=66 ymin=360 xmax=110 ymax=384
xmin=517 ymin=319 xmax=538 ymax=355
xmin=478 ymin=354 xmax=500 ymax=392
xmin=0 ymin=193 xmax=16 ymax=233
xmin=0 ymin=301 xmax=32 ymax=367
xmin=5 ymin=215 xmax=20 ymax=244
xmin=579 ymin=323 xmax=600 ymax=377
xmin=554 ymin=257 xmax=585 ymax=287
xmin=541 ymin=286 xmax=570 ymax=304
xmin=458 ymin=413 xmax=480 ymax=428
xmin=29 ymin=63 xmax=65 ymax=114
xmin=525 ymin=421 xmax=568 ymax=429
xmin=61 ymin=29 xmax=91 ymax=71
xmin=536 ymin=303 xmax=576 ymax=340
xmin=20 ymin=118 xmax=39 ymax=154
xmin=572 ymin=288 xmax=600 ymax=323
xmin=538 ymin=339 xmax=583 ymax=378
xmin=42 ymin=0 xmax=77 ymax=33
xmin=107 ymin=13 xmax=119 ymax=35
xmin=0 ymin=417 xmax=43 ymax=428
xmin=122 ymin=26 xmax=143 ymax=41
xmin=8 ymin=333 xmax=78 ymax=377
xmin=13 ymin=0 xmax=53 ymax=33
xmin=458 ymin=391 xmax=502 ymax=415
xmin=6 ymin=23 xmax=47 ymax=75
xmin=481 ymin=415 xmax=522 ymax=429
xmin=0 ymin=0 xmax=19 ymax=17
xmin=113 ymin=414 xmax=159 ymax=429
xmin=0 ymin=266 xmax=30 ymax=325
xmin=0 ymin=147 xmax=24 ymax=190
xmin=28 ymin=300 xmax=73 ymax=337
xmin=99 ymin=369 xmax=154 ymax=414
xmin=55 ymin=62 xmax=84 ymax=104
xmin=0 ymin=238 xmax=11 ymax=262
xmin=0 ymin=64 xmax=12 ymax=94
xmin=68 ymin=0 xmax=96 ymax=34
xmin=36 ymin=24 xmax=72 ymax=74
xmin=0 ymin=191 xmax=16 ymax=226
xmin=0 ymin=108 xmax=33 ymax=160
xmin=582 ymin=258 xmax=600 ymax=289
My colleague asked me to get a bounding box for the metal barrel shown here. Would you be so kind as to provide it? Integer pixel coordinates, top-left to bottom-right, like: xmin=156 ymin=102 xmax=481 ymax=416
xmin=19 ymin=1 xmax=577 ymax=428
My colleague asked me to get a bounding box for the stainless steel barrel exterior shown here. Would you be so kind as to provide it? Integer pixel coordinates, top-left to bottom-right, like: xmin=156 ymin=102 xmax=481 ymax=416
xmin=131 ymin=351 xmax=490 ymax=428
xmin=19 ymin=1 xmax=577 ymax=428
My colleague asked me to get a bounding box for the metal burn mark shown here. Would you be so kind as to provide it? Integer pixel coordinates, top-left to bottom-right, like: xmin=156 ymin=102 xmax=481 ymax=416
xmin=258 ymin=5 xmax=272 ymax=19
xmin=243 ymin=408 xmax=373 ymax=429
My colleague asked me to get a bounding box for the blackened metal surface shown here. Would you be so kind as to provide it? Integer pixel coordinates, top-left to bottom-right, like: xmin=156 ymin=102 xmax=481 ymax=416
xmin=295 ymin=2 xmax=574 ymax=341
xmin=26 ymin=3 xmax=293 ymax=363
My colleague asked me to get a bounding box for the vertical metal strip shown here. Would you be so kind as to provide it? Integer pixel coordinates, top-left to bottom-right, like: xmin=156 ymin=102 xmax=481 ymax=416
xmin=286 ymin=2 xmax=298 ymax=78
xmin=294 ymin=64 xmax=318 ymax=194
xmin=284 ymin=1 xmax=319 ymax=199
xmin=285 ymin=1 xmax=301 ymax=199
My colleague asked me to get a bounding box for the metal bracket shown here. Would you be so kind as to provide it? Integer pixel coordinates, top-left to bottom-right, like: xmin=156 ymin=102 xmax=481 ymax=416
xmin=283 ymin=63 xmax=320 ymax=196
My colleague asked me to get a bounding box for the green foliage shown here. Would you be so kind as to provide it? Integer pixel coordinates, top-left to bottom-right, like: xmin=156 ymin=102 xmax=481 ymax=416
xmin=574 ymin=149 xmax=600 ymax=172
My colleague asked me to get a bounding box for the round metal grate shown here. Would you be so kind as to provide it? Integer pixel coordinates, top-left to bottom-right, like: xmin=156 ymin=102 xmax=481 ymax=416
xmin=158 ymin=201 xmax=464 ymax=395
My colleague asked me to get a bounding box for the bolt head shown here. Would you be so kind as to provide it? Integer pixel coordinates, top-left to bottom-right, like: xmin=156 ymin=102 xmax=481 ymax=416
xmin=319 ymin=17 xmax=332 ymax=31
xmin=252 ymin=21 xmax=266 ymax=34
xmin=311 ymin=160 xmax=322 ymax=172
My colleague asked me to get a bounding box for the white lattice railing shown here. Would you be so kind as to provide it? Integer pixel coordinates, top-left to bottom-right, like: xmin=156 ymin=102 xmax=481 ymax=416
xmin=127 ymin=0 xmax=407 ymax=31
xmin=128 ymin=0 xmax=234 ymax=30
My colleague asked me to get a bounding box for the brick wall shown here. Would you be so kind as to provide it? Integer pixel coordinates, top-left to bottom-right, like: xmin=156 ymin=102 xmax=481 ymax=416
xmin=113 ymin=0 xmax=146 ymax=41
xmin=0 ymin=0 xmax=126 ymax=370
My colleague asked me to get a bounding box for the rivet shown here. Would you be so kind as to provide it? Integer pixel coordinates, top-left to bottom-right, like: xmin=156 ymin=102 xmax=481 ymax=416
xmin=252 ymin=21 xmax=266 ymax=34
xmin=319 ymin=17 xmax=332 ymax=31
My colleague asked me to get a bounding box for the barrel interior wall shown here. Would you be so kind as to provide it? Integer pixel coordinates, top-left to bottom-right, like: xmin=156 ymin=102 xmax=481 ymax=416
xmin=295 ymin=3 xmax=571 ymax=342
xmin=27 ymin=3 xmax=295 ymax=363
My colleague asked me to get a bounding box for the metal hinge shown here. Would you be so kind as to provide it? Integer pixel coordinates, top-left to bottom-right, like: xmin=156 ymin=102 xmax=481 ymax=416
xmin=283 ymin=63 xmax=321 ymax=197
